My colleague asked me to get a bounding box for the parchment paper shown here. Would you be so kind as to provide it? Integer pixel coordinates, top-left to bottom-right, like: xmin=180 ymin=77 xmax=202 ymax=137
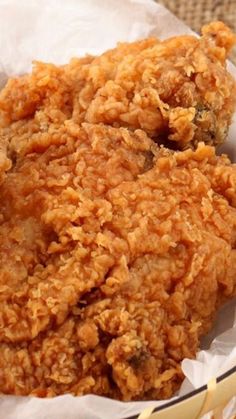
xmin=0 ymin=0 xmax=236 ymax=418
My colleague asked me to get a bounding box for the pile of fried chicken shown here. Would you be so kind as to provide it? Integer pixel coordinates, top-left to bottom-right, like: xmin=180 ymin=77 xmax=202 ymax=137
xmin=0 ymin=21 xmax=235 ymax=401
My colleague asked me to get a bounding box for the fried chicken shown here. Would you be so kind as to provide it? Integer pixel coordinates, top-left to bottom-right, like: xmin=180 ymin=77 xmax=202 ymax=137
xmin=0 ymin=122 xmax=236 ymax=400
xmin=0 ymin=21 xmax=235 ymax=161
xmin=0 ymin=21 xmax=236 ymax=402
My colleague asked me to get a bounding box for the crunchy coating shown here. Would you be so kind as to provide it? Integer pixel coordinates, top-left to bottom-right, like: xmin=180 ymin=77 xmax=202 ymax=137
xmin=0 ymin=122 xmax=236 ymax=400
xmin=0 ymin=21 xmax=236 ymax=401
xmin=0 ymin=21 xmax=235 ymax=162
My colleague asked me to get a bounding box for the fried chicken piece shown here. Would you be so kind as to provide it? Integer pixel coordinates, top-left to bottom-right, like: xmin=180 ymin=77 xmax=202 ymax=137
xmin=0 ymin=123 xmax=236 ymax=400
xmin=0 ymin=22 xmax=235 ymax=159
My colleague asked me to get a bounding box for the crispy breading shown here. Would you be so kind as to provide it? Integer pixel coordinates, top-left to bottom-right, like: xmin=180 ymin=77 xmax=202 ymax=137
xmin=0 ymin=22 xmax=236 ymax=401
xmin=0 ymin=22 xmax=235 ymax=158
xmin=0 ymin=123 xmax=235 ymax=400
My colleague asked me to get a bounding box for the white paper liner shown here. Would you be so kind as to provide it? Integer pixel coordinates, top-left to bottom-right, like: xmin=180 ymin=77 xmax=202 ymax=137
xmin=0 ymin=0 xmax=236 ymax=418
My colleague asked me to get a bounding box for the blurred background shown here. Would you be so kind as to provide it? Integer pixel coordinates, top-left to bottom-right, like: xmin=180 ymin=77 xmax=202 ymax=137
xmin=156 ymin=0 xmax=236 ymax=64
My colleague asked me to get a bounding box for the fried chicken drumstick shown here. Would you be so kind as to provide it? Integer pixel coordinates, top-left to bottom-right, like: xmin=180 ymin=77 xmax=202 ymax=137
xmin=0 ymin=22 xmax=236 ymax=401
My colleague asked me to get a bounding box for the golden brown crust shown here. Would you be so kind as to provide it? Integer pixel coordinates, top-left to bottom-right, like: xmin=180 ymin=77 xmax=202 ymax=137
xmin=0 ymin=122 xmax=235 ymax=399
xmin=0 ymin=22 xmax=235 ymax=155
xmin=0 ymin=22 xmax=236 ymax=401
